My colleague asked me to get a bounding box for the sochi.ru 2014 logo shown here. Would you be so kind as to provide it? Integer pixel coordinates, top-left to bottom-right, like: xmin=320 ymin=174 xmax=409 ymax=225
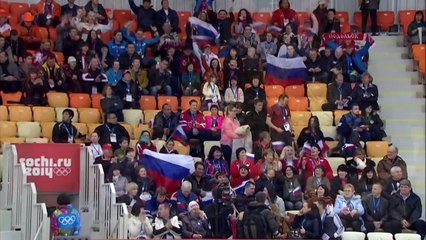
xmin=19 ymin=156 xmax=72 ymax=178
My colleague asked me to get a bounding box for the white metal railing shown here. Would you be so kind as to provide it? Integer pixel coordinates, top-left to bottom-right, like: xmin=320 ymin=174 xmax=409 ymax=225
xmin=1 ymin=143 xmax=17 ymax=210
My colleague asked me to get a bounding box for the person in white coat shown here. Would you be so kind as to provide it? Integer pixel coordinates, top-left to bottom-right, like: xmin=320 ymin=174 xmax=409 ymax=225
xmin=152 ymin=203 xmax=182 ymax=239
xmin=128 ymin=204 xmax=153 ymax=239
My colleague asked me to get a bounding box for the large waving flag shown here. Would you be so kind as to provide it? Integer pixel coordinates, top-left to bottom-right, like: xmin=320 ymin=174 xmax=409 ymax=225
xmin=188 ymin=16 xmax=219 ymax=42
xmin=170 ymin=125 xmax=189 ymax=146
xmin=265 ymin=55 xmax=306 ymax=88
xmin=141 ymin=149 xmax=195 ymax=194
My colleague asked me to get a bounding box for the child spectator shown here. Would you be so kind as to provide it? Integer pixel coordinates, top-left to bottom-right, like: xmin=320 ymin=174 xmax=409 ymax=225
xmin=114 ymin=137 xmax=130 ymax=162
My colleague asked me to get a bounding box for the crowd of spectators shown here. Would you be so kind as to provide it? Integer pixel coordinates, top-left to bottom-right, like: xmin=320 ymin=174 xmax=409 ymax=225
xmin=0 ymin=0 xmax=425 ymax=239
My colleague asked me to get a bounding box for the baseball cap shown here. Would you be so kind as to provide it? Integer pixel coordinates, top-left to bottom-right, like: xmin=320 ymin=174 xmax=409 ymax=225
xmin=102 ymin=143 xmax=113 ymax=150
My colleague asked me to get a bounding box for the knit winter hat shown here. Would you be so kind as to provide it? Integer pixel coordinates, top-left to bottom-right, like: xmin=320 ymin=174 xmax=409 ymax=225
xmin=188 ymin=201 xmax=200 ymax=212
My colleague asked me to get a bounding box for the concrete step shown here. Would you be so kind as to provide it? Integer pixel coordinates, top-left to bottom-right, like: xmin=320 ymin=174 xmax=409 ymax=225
xmin=380 ymin=110 xmax=425 ymax=119
xmin=370 ymin=72 xmax=419 ymax=80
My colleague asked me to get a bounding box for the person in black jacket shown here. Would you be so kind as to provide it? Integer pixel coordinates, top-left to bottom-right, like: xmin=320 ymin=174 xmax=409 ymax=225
xmin=95 ymin=112 xmax=131 ymax=151
xmin=204 ymin=183 xmax=234 ymax=238
xmin=315 ymin=198 xmax=344 ymax=240
xmin=129 ymin=0 xmax=156 ymax=32
xmin=184 ymin=162 xmax=212 ymax=206
xmin=291 ymin=200 xmax=322 ymax=239
xmin=330 ymin=164 xmax=353 ymax=199
xmin=6 ymin=30 xmax=27 ymax=62
xmin=304 ymin=48 xmax=328 ymax=83
xmin=362 ymin=182 xmax=393 ymax=234
xmin=116 ymin=182 xmax=143 ymax=212
xmin=322 ymin=73 xmax=353 ymax=111
xmin=61 ymin=0 xmax=79 ymax=17
xmin=100 ymin=85 xmax=124 ymax=121
xmin=234 ymin=181 xmax=256 ymax=212
xmin=215 ymin=9 xmax=234 ymax=45
xmin=246 ymin=99 xmax=268 ymax=142
xmin=155 ymin=0 xmax=180 ymax=34
xmin=115 ymin=70 xmax=140 ymax=109
xmin=152 ymin=103 xmax=179 ymax=140
xmin=356 ymin=166 xmax=378 ymax=198
xmin=351 ymin=72 xmax=379 ymax=111
xmin=362 ymin=104 xmax=386 ymax=141
xmin=297 ymin=116 xmax=326 ymax=150
xmin=118 ymin=43 xmax=142 ymax=71
xmin=346 ymin=148 xmax=376 ymax=181
xmin=84 ymin=0 xmax=108 ymax=25
xmin=135 ymin=165 xmax=156 ymax=199
xmin=52 ymin=109 xmax=83 ymax=143
xmin=243 ymin=75 xmax=266 ymax=112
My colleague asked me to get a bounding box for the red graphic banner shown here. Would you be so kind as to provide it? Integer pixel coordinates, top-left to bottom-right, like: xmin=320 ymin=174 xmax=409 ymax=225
xmin=15 ymin=143 xmax=80 ymax=193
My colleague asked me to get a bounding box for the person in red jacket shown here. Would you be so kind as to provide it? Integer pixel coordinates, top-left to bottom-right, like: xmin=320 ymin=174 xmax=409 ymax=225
xmin=299 ymin=143 xmax=333 ymax=181
xmin=178 ymin=41 xmax=201 ymax=74
xmin=179 ymin=99 xmax=207 ymax=156
xmin=230 ymin=147 xmax=260 ymax=180
xmin=271 ymin=0 xmax=297 ymax=30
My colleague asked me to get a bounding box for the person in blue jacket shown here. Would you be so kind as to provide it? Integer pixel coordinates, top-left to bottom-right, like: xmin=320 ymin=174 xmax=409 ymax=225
xmin=144 ymin=187 xmax=175 ymax=219
xmin=128 ymin=0 xmax=156 ymax=32
xmin=51 ymin=193 xmax=81 ymax=237
xmin=171 ymin=181 xmax=199 ymax=215
xmin=334 ymin=183 xmax=365 ymax=232
xmin=108 ymin=30 xmax=127 ymax=59
xmin=121 ymin=21 xmax=160 ymax=58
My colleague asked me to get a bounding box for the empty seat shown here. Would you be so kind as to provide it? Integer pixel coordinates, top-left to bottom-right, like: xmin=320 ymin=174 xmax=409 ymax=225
xmin=284 ymin=85 xmax=305 ymax=98
xmin=79 ymin=108 xmax=101 ymax=124
xmin=32 ymin=106 xmax=56 ymax=122
xmin=157 ymin=96 xmax=178 ymax=112
xmin=181 ymin=96 xmax=201 ymax=111
xmin=40 ymin=122 xmax=55 ymax=139
xmin=367 ymin=232 xmax=393 ymax=240
xmin=113 ymin=9 xmax=132 ymax=27
xmin=0 ymin=137 xmax=25 ymax=146
xmin=0 ymin=91 xmax=22 ymax=106
xmin=143 ymin=110 xmax=160 ymax=125
xmin=47 ymin=92 xmax=69 ymax=107
xmin=8 ymin=106 xmax=32 ymax=122
xmin=52 ymin=51 xmax=64 ymax=64
xmin=312 ymin=111 xmax=333 ymax=126
xmin=291 ymin=111 xmax=311 ymax=126
xmin=73 ymin=123 xmax=88 ymax=136
xmin=321 ymin=126 xmax=337 ymax=140
xmin=121 ymin=123 xmax=133 ymax=139
xmin=326 ymin=157 xmax=346 ymax=175
xmin=17 ymin=122 xmax=41 ymax=138
xmin=377 ymin=11 xmax=395 ymax=31
xmin=307 ymin=83 xmax=327 ymax=98
xmin=288 ymin=97 xmax=309 ymax=111
xmin=309 ymin=97 xmax=328 ymax=111
xmin=366 ymin=141 xmax=389 ymax=158
xmin=69 ymin=93 xmax=91 ymax=108
xmin=0 ymin=121 xmax=17 ymax=138
xmin=252 ymin=12 xmax=271 ymax=23
xmin=123 ymin=109 xmax=144 ymax=125
xmin=265 ymin=85 xmax=285 ymax=98
xmin=139 ymin=95 xmax=157 ymax=110
xmin=342 ymin=231 xmax=365 ymax=240
xmin=91 ymin=94 xmax=103 ymax=109
xmin=55 ymin=107 xmax=78 ymax=122
xmin=395 ymin=233 xmax=422 ymax=240
xmin=25 ymin=138 xmax=49 ymax=143
xmin=336 ymin=11 xmax=349 ymax=24
xmin=87 ymin=123 xmax=102 ymax=134
xmin=399 ymin=10 xmax=416 ymax=36
xmin=133 ymin=124 xmax=152 ymax=140
xmin=0 ymin=105 xmax=8 ymax=121
xmin=334 ymin=110 xmax=349 ymax=126
xmin=266 ymin=97 xmax=279 ymax=110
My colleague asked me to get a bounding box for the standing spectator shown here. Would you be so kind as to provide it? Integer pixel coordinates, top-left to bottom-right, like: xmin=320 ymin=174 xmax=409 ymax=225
xmin=115 ymin=70 xmax=140 ymax=109
xmin=244 ymin=76 xmax=266 ymax=112
xmin=359 ymin=0 xmax=379 ymax=35
xmin=408 ymin=11 xmax=426 ymax=44
xmin=95 ymin=112 xmax=130 ymax=151
xmin=55 ymin=15 xmax=73 ymax=52
xmin=290 ymin=201 xmax=322 ymax=239
xmin=319 ymin=8 xmax=341 ymax=36
xmin=155 ymin=0 xmax=180 ymax=34
xmin=182 ymin=201 xmax=211 ymax=238
xmin=108 ymin=30 xmax=127 ymax=59
xmin=100 ymin=85 xmax=124 ymax=121
xmin=51 ymin=193 xmax=81 ymax=237
xmin=149 ymin=58 xmax=172 ymax=96
xmin=135 ymin=165 xmax=156 ymax=200
xmin=305 ymin=165 xmax=331 ymax=198
xmin=130 ymin=58 xmax=149 ymax=95
xmin=121 ymin=22 xmax=160 ymax=57
xmin=18 ymin=12 xmax=41 ymax=50
xmin=313 ymin=0 xmax=328 ymax=26
xmin=118 ymin=43 xmax=141 ymax=70
xmin=152 ymin=103 xmax=179 ymax=140
xmin=74 ymin=10 xmax=113 ymax=41
xmin=234 ymin=181 xmax=256 ymax=212
xmin=181 ymin=62 xmax=201 ymax=96
xmin=356 ymin=166 xmax=378 ymax=198
xmin=216 ymin=9 xmax=234 ymax=45
xmin=180 ymin=100 xmax=206 ymax=155
xmin=105 ymin=60 xmax=122 ymax=87
xmin=129 ymin=0 xmax=156 ymax=32
xmin=300 ymin=143 xmax=334 ymax=181
xmin=257 ymin=32 xmax=277 ymax=63
xmin=23 ymin=68 xmax=47 ymax=106
xmin=267 ymin=94 xmax=293 ymax=145
xmin=106 ymin=164 xmax=128 ymax=197
xmin=82 ymin=57 xmax=107 ymax=94
xmin=282 ymin=166 xmax=303 ymax=210
xmin=232 ymin=9 xmax=253 ymax=37
xmin=31 ymin=0 xmax=61 ymax=27
xmin=351 ymin=72 xmax=379 ymax=111
xmin=52 ymin=109 xmax=81 ymax=143
xmin=246 ymin=100 xmax=268 ymax=142
xmin=84 ymin=0 xmax=108 ymax=24
xmin=128 ymin=204 xmax=153 ymax=239
xmin=184 ymin=162 xmax=212 ymax=203
xmin=171 ymin=181 xmax=199 ymax=215
xmin=242 ymin=47 xmax=261 ymax=84
xmin=152 ymin=203 xmax=182 ymax=238
xmin=220 ymin=104 xmax=243 ymax=164
xmin=178 ymin=42 xmax=201 ymax=74
xmin=0 ymin=50 xmax=20 ymax=92
xmin=6 ymin=30 xmax=27 ymax=62
xmin=334 ymin=184 xmax=365 ymax=232
xmin=89 ymin=132 xmax=103 ymax=159
xmin=271 ymin=0 xmax=297 ymax=30
xmin=322 ymin=73 xmax=352 ymax=111
xmin=63 ymin=56 xmax=82 ymax=92
xmin=204 ymin=183 xmax=234 ymax=238
xmin=201 ymin=75 xmax=222 ymax=111
xmin=204 ymin=145 xmax=229 ymax=178
xmin=61 ymin=0 xmax=79 ymax=17
xmin=388 ymin=179 xmax=426 ymax=239
xmin=204 ymin=104 xmax=223 ymax=141
xmin=362 ymin=182 xmax=392 ymax=234
xmin=377 ymin=145 xmax=408 ymax=181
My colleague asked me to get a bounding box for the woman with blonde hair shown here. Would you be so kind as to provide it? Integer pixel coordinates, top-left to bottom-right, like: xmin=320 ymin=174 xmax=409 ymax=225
xmin=280 ymin=145 xmax=301 ymax=174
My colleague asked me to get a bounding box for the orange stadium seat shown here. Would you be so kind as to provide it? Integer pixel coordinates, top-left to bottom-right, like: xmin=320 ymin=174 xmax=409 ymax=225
xmin=133 ymin=124 xmax=152 ymax=140
xmin=291 ymin=111 xmax=311 ymax=126
xmin=399 ymin=10 xmax=416 ymax=36
xmin=307 ymin=83 xmax=327 ymax=98
xmin=1 ymin=91 xmax=22 ymax=106
xmin=79 ymin=108 xmax=101 ymax=124
xmin=47 ymin=92 xmax=69 ymax=107
xmin=334 ymin=110 xmax=349 ymax=126
xmin=52 ymin=51 xmax=64 ymax=64
xmin=69 ymin=93 xmax=91 ymax=108
xmin=40 ymin=122 xmax=55 ymax=139
xmin=91 ymin=94 xmax=103 ymax=109
xmin=265 ymin=85 xmax=284 ymax=98
xmin=0 ymin=105 xmax=8 ymax=121
xmin=139 ymin=95 xmax=157 ymax=110
xmin=178 ymin=11 xmax=191 ymax=37
xmin=8 ymin=106 xmax=32 ymax=122
xmin=412 ymin=44 xmax=426 ymax=62
xmin=366 ymin=141 xmax=389 ymax=158
xmin=121 ymin=123 xmax=133 ymax=139
xmin=32 ymin=106 xmax=56 ymax=123
xmin=309 ymin=97 xmax=328 ymax=111
xmin=9 ymin=3 xmax=29 ymax=25
xmin=377 ymin=11 xmax=395 ymax=32
xmin=143 ymin=110 xmax=160 ymax=125
xmin=113 ymin=9 xmax=132 ymax=27
xmin=285 ymin=85 xmax=305 ymax=98
xmin=87 ymin=123 xmax=101 ymax=134
xmin=157 ymin=96 xmax=178 ymax=112
xmin=266 ymin=97 xmax=279 ymax=110
xmin=252 ymin=12 xmax=270 ymax=33
xmin=0 ymin=121 xmax=17 ymax=138
xmin=296 ymin=12 xmax=310 ymax=24
xmin=336 ymin=11 xmax=349 ymax=24
xmin=340 ymin=22 xmax=350 ymax=33
xmin=73 ymin=123 xmax=88 ymax=139
xmin=100 ymin=32 xmax=112 ymax=43
xmin=0 ymin=2 xmax=9 ymax=12
xmin=175 ymin=141 xmax=190 ymax=155
xmin=288 ymin=97 xmax=308 ymax=111
xmin=354 ymin=11 xmax=371 ymax=30
xmin=181 ymin=96 xmax=201 ymax=111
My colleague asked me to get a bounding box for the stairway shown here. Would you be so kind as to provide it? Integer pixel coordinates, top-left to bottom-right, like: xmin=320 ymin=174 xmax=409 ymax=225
xmin=368 ymin=35 xmax=426 ymax=219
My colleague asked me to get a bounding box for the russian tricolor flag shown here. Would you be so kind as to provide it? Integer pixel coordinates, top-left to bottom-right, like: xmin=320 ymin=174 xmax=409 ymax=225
xmin=303 ymin=140 xmax=329 ymax=157
xmin=188 ymin=16 xmax=219 ymax=42
xmin=170 ymin=125 xmax=189 ymax=146
xmin=246 ymin=153 xmax=255 ymax=162
xmin=272 ymin=141 xmax=285 ymax=152
xmin=141 ymin=149 xmax=195 ymax=194
xmin=265 ymin=55 xmax=307 ymax=88
xmin=233 ymin=180 xmax=250 ymax=195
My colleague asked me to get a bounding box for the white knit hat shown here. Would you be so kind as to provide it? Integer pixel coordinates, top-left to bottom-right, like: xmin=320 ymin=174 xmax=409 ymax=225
xmin=67 ymin=56 xmax=77 ymax=64
xmin=188 ymin=201 xmax=199 ymax=212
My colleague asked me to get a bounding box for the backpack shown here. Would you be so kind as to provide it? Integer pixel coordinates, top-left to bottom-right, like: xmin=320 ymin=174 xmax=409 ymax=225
xmin=241 ymin=206 xmax=268 ymax=239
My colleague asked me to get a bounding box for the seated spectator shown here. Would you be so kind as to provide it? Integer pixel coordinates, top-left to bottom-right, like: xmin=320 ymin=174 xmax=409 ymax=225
xmin=230 ymin=147 xmax=258 ymax=180
xmin=291 ymin=201 xmax=322 ymax=239
xmin=129 ymin=0 xmax=156 ymax=32
xmin=128 ymin=204 xmax=153 ymax=239
xmin=152 ymin=103 xmax=179 ymax=140
xmin=300 ymin=143 xmax=334 ymax=181
xmin=377 ymin=145 xmax=408 ymax=181
xmin=75 ymin=42 xmax=91 ymax=71
xmin=178 ymin=42 xmax=201 ymax=75
xmin=204 ymin=145 xmax=229 ymax=178
xmin=155 ymin=0 xmax=180 ymax=34
xmin=244 ymin=75 xmax=266 ymax=111
xmin=148 ymin=57 xmax=172 ymax=96
xmin=82 ymin=57 xmax=107 ymax=94
xmin=297 ymin=116 xmax=326 ymax=153
xmin=252 ymin=131 xmax=272 ymax=163
xmin=223 ymin=59 xmax=243 ymax=89
xmin=18 ymin=12 xmax=41 ymax=50
xmin=305 ymin=165 xmax=331 ymax=198
xmin=282 ymin=166 xmax=303 ymax=210
xmin=407 ymin=11 xmax=426 ymax=44
xmin=319 ymin=8 xmax=341 ymax=36
xmin=337 ymin=103 xmax=369 ymax=149
xmin=362 ymin=182 xmax=393 ymax=234
xmin=181 ymin=62 xmax=201 ymax=96
xmin=362 ymin=104 xmax=386 ymax=141
xmin=6 ymin=30 xmax=27 ymax=62
xmin=158 ymin=22 xmax=181 ymax=51
xmin=322 ymin=72 xmax=352 ymax=111
xmin=266 ymin=94 xmax=293 ymax=145
xmin=89 ymin=131 xmax=103 ymax=159
xmin=93 ymin=143 xmax=117 ymax=179
xmin=100 ymin=85 xmax=124 ymax=121
xmin=180 ymin=100 xmax=206 ymax=156
xmin=152 ymin=203 xmax=182 ymax=238
xmin=0 ymin=50 xmax=20 ymax=92
xmin=51 ymin=193 xmax=81 ymax=237
xmin=201 ymin=74 xmax=222 ymax=111
xmin=61 ymin=0 xmax=79 ymax=17
xmin=95 ymin=112 xmax=130 ymax=151
xmin=23 ymin=68 xmax=47 ymax=106
xmin=202 ymin=58 xmax=223 ymax=89
xmin=383 ymin=166 xmax=405 ymax=199
xmin=119 ymin=148 xmax=137 ymax=181
xmin=159 ymin=140 xmax=179 ymax=154
xmin=130 ymin=58 xmax=149 ymax=95
xmin=201 ymin=44 xmax=218 ymax=68
xmin=122 ymin=23 xmax=160 ymax=58
xmin=311 ymin=184 xmax=334 ymax=206
xmin=315 ymin=198 xmax=345 ymax=240
xmin=328 ymin=47 xmax=347 ymax=81
xmin=232 ymin=8 xmax=253 ymax=37
xmin=118 ymin=43 xmax=142 ymax=70
xmin=135 ymin=165 xmax=156 ymax=201
xmin=144 ymin=187 xmax=174 ymax=218
xmin=351 ymin=72 xmax=379 ymax=111
xmin=356 ymin=166 xmax=378 ymax=198
xmin=246 ymin=100 xmax=268 ymax=142
xmin=388 ymin=179 xmax=426 ymax=239
xmin=271 ymin=0 xmax=297 ymax=30
xmin=204 ymin=105 xmax=223 ymax=141
xmin=264 ymin=183 xmax=286 ymax=218
xmin=277 ymin=25 xmax=298 ymax=55
xmin=330 ymin=164 xmax=353 ymax=199
xmin=31 ymin=0 xmax=61 ymax=27
xmin=234 ymin=181 xmax=256 ymax=212
xmin=278 ymin=44 xmax=299 ymax=59
xmin=74 ymin=10 xmax=113 ymax=41
xmin=106 ymin=164 xmax=128 ymax=198
xmin=86 ymin=30 xmax=105 ymax=57
xmin=184 ymin=162 xmax=212 ymax=202
xmin=181 ymin=201 xmax=211 ymax=238
xmin=115 ymin=70 xmax=140 ymax=109
xmin=113 ymin=137 xmax=130 ymax=162
xmin=346 ymin=148 xmax=376 ymax=181
xmin=304 ymin=48 xmax=327 ymax=82
xmin=258 ymin=149 xmax=282 ymax=175
xmin=334 ymin=184 xmax=364 ymax=232
xmin=224 ymin=76 xmax=244 ymax=104
xmin=84 ymin=0 xmax=108 ymax=24
xmin=105 ymin=60 xmax=122 ymax=87
xmin=231 ymin=164 xmax=251 ymax=188
xmin=171 ymin=181 xmax=199 ymax=215
xmin=19 ymin=53 xmax=34 ymax=82
xmin=63 ymin=56 xmax=82 ymax=92
xmin=135 ymin=130 xmax=157 ymax=159
xmin=234 ymin=25 xmax=259 ymax=57
xmin=242 ymin=47 xmax=261 ymax=83
xmin=52 ymin=109 xmax=82 ymax=143
xmin=117 ymin=182 xmax=142 ymax=213
xmin=33 ymin=39 xmax=54 ymax=66
xmin=257 ymin=32 xmax=277 ymax=63
xmin=280 ymin=146 xmax=301 ymax=174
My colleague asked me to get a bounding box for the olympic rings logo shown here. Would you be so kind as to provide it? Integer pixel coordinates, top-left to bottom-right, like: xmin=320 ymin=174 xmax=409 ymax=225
xmin=53 ymin=167 xmax=72 ymax=176
xmin=57 ymin=215 xmax=76 ymax=225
